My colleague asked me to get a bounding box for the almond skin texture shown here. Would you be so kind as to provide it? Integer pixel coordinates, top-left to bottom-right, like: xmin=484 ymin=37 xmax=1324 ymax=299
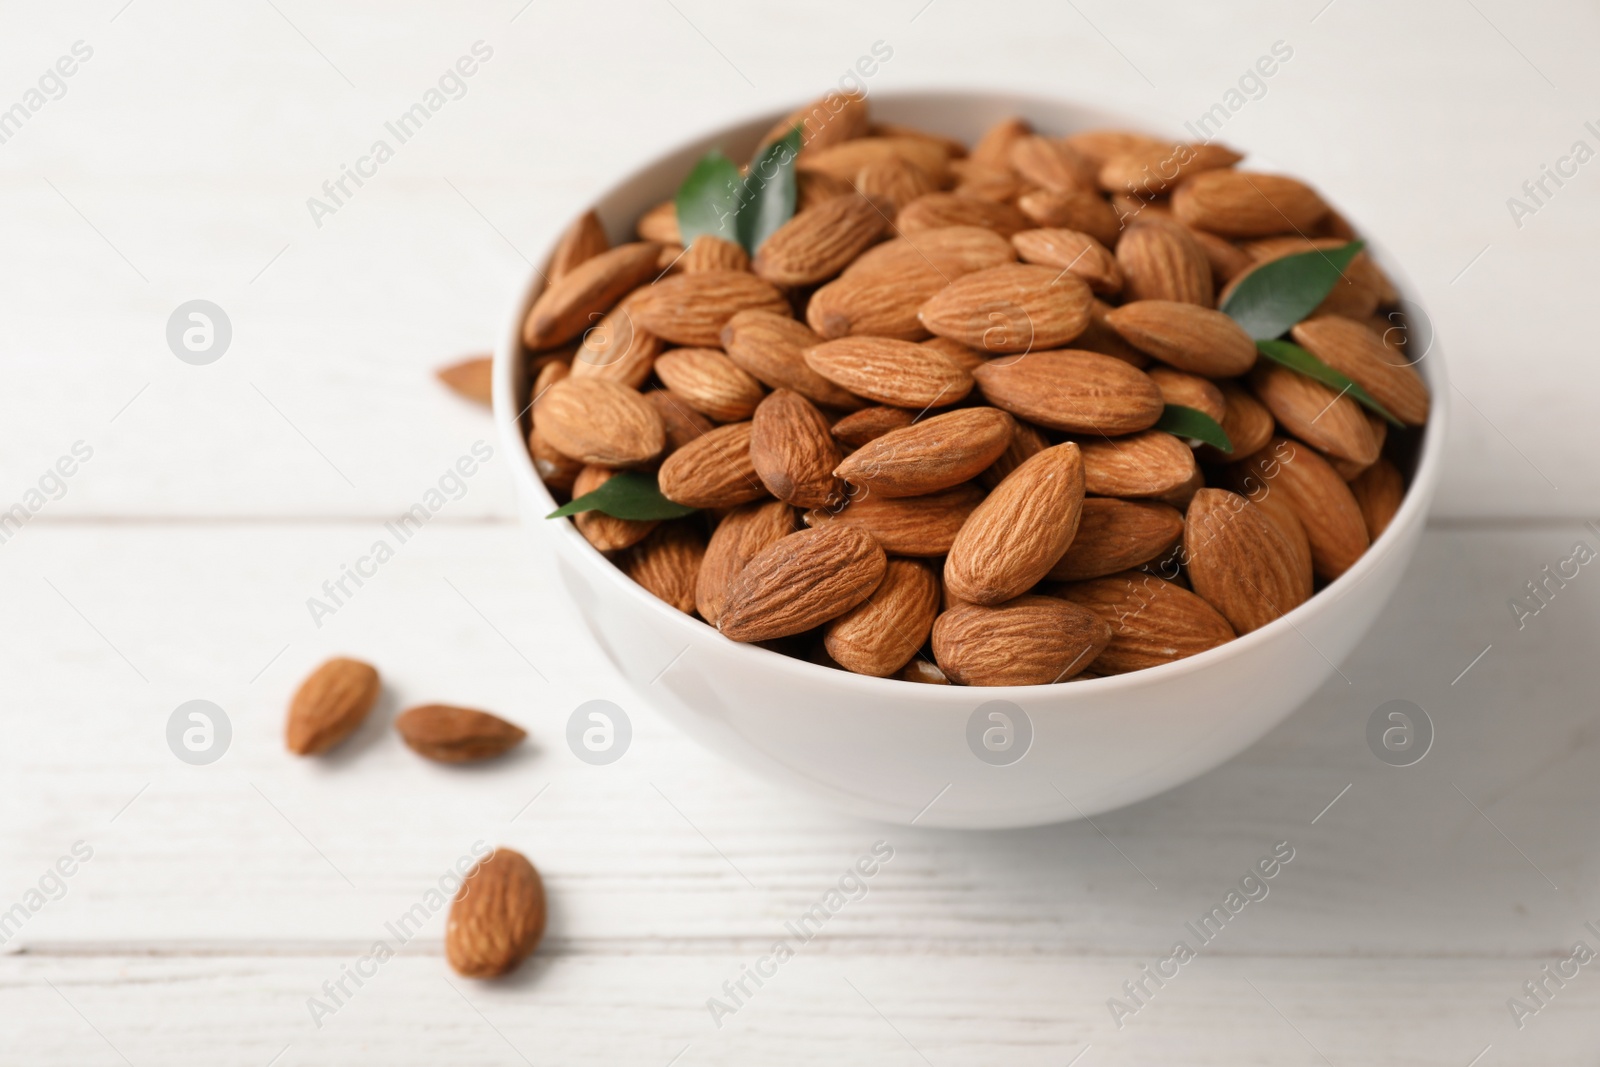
xmin=718 ymin=526 xmax=887 ymax=642
xmin=695 ymin=499 xmax=795 ymax=625
xmin=760 ymin=90 xmax=871 ymax=154
xmin=546 ymin=209 xmax=610 ymax=280
xmin=823 ymin=559 xmax=940 ymax=676
xmin=846 ymin=225 xmax=1016 ymax=280
xmin=681 ymin=234 xmax=750 ymax=273
xmin=1010 ymin=229 xmax=1123 ymax=295
xmin=446 ymin=848 xmax=546 ymax=979
xmin=798 ymin=137 xmax=952 ymax=184
xmin=653 ymin=348 xmax=766 ymax=422
xmin=1290 ymin=315 xmax=1430 ymax=426
xmin=853 ymin=157 xmax=938 ymax=217
xmin=437 ymin=356 xmax=493 ymax=406
xmin=624 ymin=521 xmax=707 ymax=614
xmin=571 ymin=466 xmax=658 ymax=552
xmin=1009 ymin=135 xmax=1097 ymax=193
xmin=523 ymin=242 xmax=661 ymax=349
xmin=1052 ymin=570 xmax=1235 ymax=673
xmin=804 ymin=337 xmax=972 ymax=408
xmin=720 ymin=310 xmax=861 ymax=410
xmin=1047 ymin=498 xmax=1185 ymax=581
xmin=1242 ymin=438 xmax=1370 ymax=580
xmin=1098 ymin=141 xmax=1242 ymax=198
xmin=534 ymin=378 xmax=665 ymax=468
xmin=1351 ymin=457 xmax=1405 ymax=541
xmin=831 ymin=405 xmax=918 ymax=447
xmin=1103 ymin=300 xmax=1257 ymax=377
xmin=918 ymin=264 xmax=1093 ymax=353
xmin=754 ymin=193 xmax=888 ymax=286
xmin=636 ymin=201 xmax=679 ymax=244
xmin=1172 ymin=170 xmax=1330 ymax=238
xmin=973 ymin=350 xmax=1163 ymax=435
xmin=750 ymin=389 xmax=844 ymax=508
xmin=1074 ymin=299 xmax=1151 ymax=367
xmin=978 ymin=419 xmax=1049 ymax=489
xmin=1078 ymin=430 xmax=1198 ymax=497
xmin=628 ymin=271 xmax=789 ymax=346
xmin=1249 ymin=362 xmax=1379 ymax=466
xmin=1200 ymin=381 xmax=1274 ymax=463
xmin=286 ymin=658 xmax=380 ymax=755
xmin=1116 ymin=222 xmax=1215 ymax=307
xmin=804 ymin=482 xmax=984 ymax=557
xmin=1017 ymin=189 xmax=1121 ymax=247
xmin=572 ymin=300 xmax=664 ymax=389
xmin=806 ymin=266 xmax=945 ymax=341
xmin=945 ymin=442 xmax=1086 ymax=605
xmin=644 ymin=389 xmax=714 ymax=455
xmin=528 ymin=426 xmax=581 ymax=495
xmin=1184 ymin=488 xmax=1310 ymax=634
xmin=1147 ymin=366 xmax=1226 ymax=423
xmin=834 ymin=407 xmax=1014 ymax=498
xmin=395 ymin=705 xmax=527 ymax=763
xmin=657 ymin=421 xmax=767 ymax=509
xmin=932 ymin=595 xmax=1111 ymax=686
xmin=1221 ymin=462 xmax=1315 ymax=598
xmin=897 ymin=192 xmax=1032 ymax=237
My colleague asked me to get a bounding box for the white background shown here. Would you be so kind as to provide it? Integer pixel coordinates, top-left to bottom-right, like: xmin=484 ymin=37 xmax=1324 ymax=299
xmin=3 ymin=0 xmax=1599 ymax=1062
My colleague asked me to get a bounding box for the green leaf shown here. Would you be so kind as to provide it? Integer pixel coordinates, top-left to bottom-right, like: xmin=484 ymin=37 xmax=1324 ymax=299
xmin=675 ymin=150 xmax=742 ymax=247
xmin=1256 ymin=339 xmax=1402 ymax=426
xmin=734 ymin=126 xmax=801 ymax=255
xmin=1221 ymin=240 xmax=1365 ymax=340
xmin=1156 ymin=404 xmax=1233 ymax=453
xmin=546 ymin=471 xmax=698 ymax=521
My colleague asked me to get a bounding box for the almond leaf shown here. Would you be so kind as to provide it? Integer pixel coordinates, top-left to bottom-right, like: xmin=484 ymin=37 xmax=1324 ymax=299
xmin=1221 ymin=240 xmax=1364 ymax=341
xmin=675 ymin=151 xmax=741 ymax=248
xmin=1156 ymin=404 xmax=1233 ymax=453
xmin=735 ymin=126 xmax=801 ymax=255
xmin=547 ymin=471 xmax=698 ymax=521
xmin=1256 ymin=339 xmax=1402 ymax=426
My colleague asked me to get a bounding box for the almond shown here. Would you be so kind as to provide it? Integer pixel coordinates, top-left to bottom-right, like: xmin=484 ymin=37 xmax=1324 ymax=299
xmin=932 ymin=595 xmax=1111 ymax=685
xmin=395 ymin=705 xmax=527 ymax=763
xmin=754 ymin=193 xmax=888 ymax=286
xmin=853 ymin=157 xmax=939 ymax=216
xmin=972 ymin=350 xmax=1163 ymax=434
xmin=522 ymin=241 xmax=661 ymax=349
xmin=1189 ymin=227 xmax=1256 ymax=287
xmin=1219 ymin=462 xmax=1315 ymax=597
xmin=446 ymin=848 xmax=546 ymax=979
xmin=681 ymin=234 xmax=750 ymax=273
xmin=750 ymin=389 xmax=844 ymax=508
xmin=644 ymin=389 xmax=715 ymax=455
xmin=628 ymin=270 xmax=789 ymax=346
xmin=1184 ymin=488 xmax=1310 ymax=634
xmin=528 ymin=425 xmax=581 ymax=495
xmin=1064 ymin=128 xmax=1168 ymax=168
xmin=899 ymin=659 xmax=952 ymax=684
xmin=945 ymin=442 xmax=1085 ymax=605
xmin=437 ymin=355 xmax=493 ymax=406
xmin=1047 ymin=498 xmax=1184 ymax=581
xmin=1248 ymin=362 xmax=1378 ymax=466
xmin=804 ymin=482 xmax=984 ymax=557
xmin=1199 ymin=381 xmax=1274 ymax=463
xmin=636 ymin=201 xmax=679 ymax=244
xmin=533 ymin=377 xmax=665 ymax=467
xmin=1146 ymin=366 xmax=1226 ymax=422
xmin=1235 ymin=236 xmax=1389 ymax=319
xmin=897 ymin=192 xmax=1031 ymax=237
xmin=1097 ymin=142 xmax=1241 ymax=198
xmin=718 ymin=526 xmax=887 ymax=642
xmin=1016 ymin=189 xmax=1121 ymax=247
xmin=1073 ymin=299 xmax=1150 ymax=367
xmin=1052 ymin=570 xmax=1235 ymax=673
xmin=1009 ymin=135 xmax=1097 ymax=193
xmin=834 ymin=407 xmax=1014 ymax=498
xmin=798 ymin=169 xmax=857 ymax=211
xmin=571 ymin=465 xmax=658 ymax=551
xmin=1103 ymin=300 xmax=1256 ymax=376
xmin=871 ymin=121 xmax=969 ymax=160
xmin=720 ymin=310 xmax=862 ymax=409
xmin=846 ymin=225 xmax=1016 ymax=279
xmin=1351 ymin=457 xmax=1405 ymax=541
xmin=919 ymin=264 xmax=1093 ymax=353
xmin=807 ymin=265 xmax=945 ymax=340
xmin=760 ymin=90 xmax=871 ymax=154
xmin=529 ymin=356 xmax=571 ymax=405
xmin=1172 ymin=171 xmax=1330 ymax=238
xmin=972 ymin=116 xmax=1031 ymax=168
xmin=547 ymin=209 xmax=610 ymax=280
xmin=1290 ymin=315 xmax=1429 ymax=425
xmin=798 ymin=137 xmax=952 ymax=184
xmin=1240 ymin=437 xmax=1370 ymax=580
xmin=1010 ymin=228 xmax=1123 ymax=295
xmin=823 ymin=559 xmax=940 ymax=676
xmin=804 ymin=337 xmax=972 ymax=408
xmin=920 ymin=336 xmax=987 ymax=372
xmin=624 ymin=520 xmax=707 ymax=613
xmin=696 ymin=499 xmax=795 ymax=625
xmin=1115 ymin=223 xmax=1214 ymax=306
xmin=654 ymin=348 xmax=766 ymax=422
xmin=657 ymin=421 xmax=767 ymax=509
xmin=285 ymin=657 xmax=380 ymax=755
xmin=979 ymin=418 xmax=1049 ymax=489
xmin=1078 ymin=429 xmax=1198 ymax=497
xmin=831 ymin=405 xmax=918 ymax=447
xmin=1327 ymin=409 xmax=1387 ymax=481
xmin=571 ymin=299 xmax=664 ymax=388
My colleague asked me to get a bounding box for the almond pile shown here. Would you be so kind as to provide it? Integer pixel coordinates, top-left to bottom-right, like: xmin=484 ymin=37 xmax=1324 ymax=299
xmin=524 ymin=92 xmax=1429 ymax=686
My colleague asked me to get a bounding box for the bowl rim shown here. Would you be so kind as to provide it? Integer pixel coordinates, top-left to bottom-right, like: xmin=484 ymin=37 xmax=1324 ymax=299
xmin=493 ymin=88 xmax=1449 ymax=704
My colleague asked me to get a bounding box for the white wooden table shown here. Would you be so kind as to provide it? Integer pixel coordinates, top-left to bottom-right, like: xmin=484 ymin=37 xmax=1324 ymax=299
xmin=4 ymin=1 xmax=1598 ymax=1062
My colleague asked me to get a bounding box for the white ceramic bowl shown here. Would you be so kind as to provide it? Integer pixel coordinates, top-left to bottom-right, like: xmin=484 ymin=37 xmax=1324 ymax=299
xmin=494 ymin=90 xmax=1447 ymax=829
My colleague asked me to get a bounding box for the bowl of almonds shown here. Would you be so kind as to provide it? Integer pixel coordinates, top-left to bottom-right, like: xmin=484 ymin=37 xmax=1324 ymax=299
xmin=494 ymin=89 xmax=1446 ymax=828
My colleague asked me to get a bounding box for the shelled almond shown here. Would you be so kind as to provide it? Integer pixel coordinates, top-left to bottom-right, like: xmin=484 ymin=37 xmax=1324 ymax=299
xmin=522 ymin=92 xmax=1429 ymax=685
